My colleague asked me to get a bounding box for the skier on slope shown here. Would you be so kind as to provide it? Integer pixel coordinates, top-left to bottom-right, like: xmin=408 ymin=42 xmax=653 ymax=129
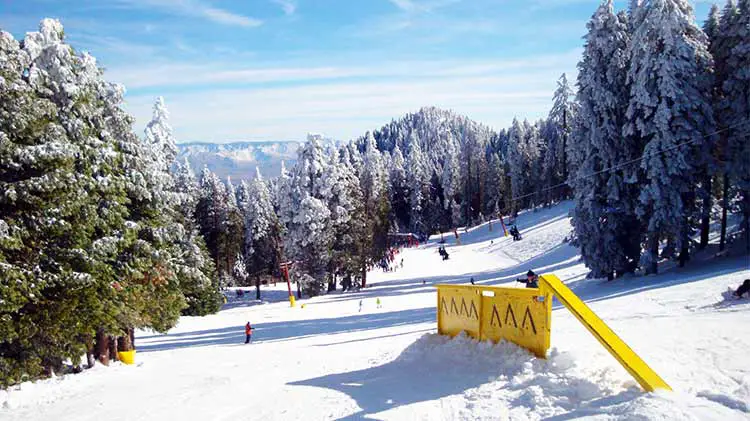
xmin=516 ymin=270 xmax=539 ymax=288
xmin=244 ymin=321 xmax=254 ymax=344
xmin=733 ymin=279 xmax=750 ymax=298
xmin=510 ymin=225 xmax=522 ymax=241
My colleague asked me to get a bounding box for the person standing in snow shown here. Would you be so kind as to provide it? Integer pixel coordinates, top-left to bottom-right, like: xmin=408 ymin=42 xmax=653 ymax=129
xmin=470 ymin=277 xmax=475 ymax=285
xmin=244 ymin=322 xmax=254 ymax=344
xmin=376 ymin=298 xmax=382 ymax=308
xmin=358 ymin=300 xmax=363 ymax=312
xmin=516 ymin=270 xmax=539 ymax=288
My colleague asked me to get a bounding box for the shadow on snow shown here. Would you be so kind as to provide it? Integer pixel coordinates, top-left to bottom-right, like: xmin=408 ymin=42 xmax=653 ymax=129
xmin=137 ymin=307 xmax=436 ymax=353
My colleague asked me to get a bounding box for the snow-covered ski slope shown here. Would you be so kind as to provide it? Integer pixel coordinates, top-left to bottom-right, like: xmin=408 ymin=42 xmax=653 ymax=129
xmin=2 ymin=202 xmax=749 ymax=420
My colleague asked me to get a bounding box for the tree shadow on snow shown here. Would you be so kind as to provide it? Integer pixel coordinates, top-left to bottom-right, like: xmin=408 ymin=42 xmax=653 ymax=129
xmin=553 ymin=254 xmax=750 ymax=311
xmin=220 ymin=288 xmax=292 ymax=311
xmin=136 ymin=307 xmax=436 ymax=353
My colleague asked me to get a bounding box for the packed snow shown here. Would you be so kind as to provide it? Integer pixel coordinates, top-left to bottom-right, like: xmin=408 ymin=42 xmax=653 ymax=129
xmin=1 ymin=202 xmax=749 ymax=420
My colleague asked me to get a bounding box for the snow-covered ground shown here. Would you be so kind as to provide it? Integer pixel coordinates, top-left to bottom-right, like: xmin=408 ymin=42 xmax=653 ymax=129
xmin=2 ymin=202 xmax=749 ymax=420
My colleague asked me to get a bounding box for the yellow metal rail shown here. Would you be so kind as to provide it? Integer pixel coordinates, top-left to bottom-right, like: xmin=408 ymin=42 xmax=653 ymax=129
xmin=537 ymin=274 xmax=671 ymax=392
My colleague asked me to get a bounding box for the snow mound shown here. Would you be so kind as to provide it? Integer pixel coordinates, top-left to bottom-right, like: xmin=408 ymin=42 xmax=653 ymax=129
xmin=292 ymin=332 xmax=749 ymax=420
xmin=401 ymin=333 xmax=634 ymax=419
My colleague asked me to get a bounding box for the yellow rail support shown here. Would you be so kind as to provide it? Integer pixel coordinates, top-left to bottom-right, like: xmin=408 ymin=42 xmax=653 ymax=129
xmin=537 ymin=274 xmax=671 ymax=392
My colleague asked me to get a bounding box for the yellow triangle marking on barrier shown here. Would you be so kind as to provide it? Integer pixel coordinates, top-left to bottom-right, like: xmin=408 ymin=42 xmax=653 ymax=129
xmin=469 ymin=301 xmax=479 ymax=320
xmin=460 ymin=298 xmax=469 ymax=317
xmin=522 ymin=306 xmax=537 ymax=334
xmin=450 ymin=297 xmax=459 ymax=315
xmin=505 ymin=304 xmax=518 ymax=328
xmin=490 ymin=305 xmax=501 ymax=327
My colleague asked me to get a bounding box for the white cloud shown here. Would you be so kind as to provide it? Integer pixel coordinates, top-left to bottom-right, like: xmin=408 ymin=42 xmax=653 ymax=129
xmin=272 ymin=0 xmax=297 ymax=15
xmin=107 ymin=49 xmax=581 ymax=90
xmin=116 ymin=0 xmax=262 ymax=27
xmin=389 ymin=0 xmax=418 ymax=12
xmin=200 ymin=6 xmax=262 ymax=27
xmin=120 ymin=50 xmax=580 ymax=142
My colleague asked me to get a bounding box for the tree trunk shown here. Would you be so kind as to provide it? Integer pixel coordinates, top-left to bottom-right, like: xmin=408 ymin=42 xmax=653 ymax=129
xmin=117 ymin=330 xmax=133 ymax=352
xmin=296 ymin=280 xmax=301 ymax=299
xmin=699 ymin=174 xmax=712 ymax=250
xmin=679 ymin=216 xmax=690 ymax=268
xmin=361 ymin=267 xmax=367 ymax=289
xmin=646 ymin=233 xmax=659 ymax=275
xmin=86 ymin=351 xmax=96 ymax=369
xmin=720 ymin=173 xmax=729 ymax=252
xmin=95 ymin=330 xmax=111 ymax=366
xmin=256 ymin=275 xmax=261 ymax=300
xmin=327 ymin=274 xmax=336 ymax=292
xmin=109 ymin=336 xmax=119 ymax=362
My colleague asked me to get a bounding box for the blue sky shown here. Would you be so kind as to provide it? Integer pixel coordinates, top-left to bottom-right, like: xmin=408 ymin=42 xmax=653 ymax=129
xmin=3 ymin=0 xmax=711 ymax=143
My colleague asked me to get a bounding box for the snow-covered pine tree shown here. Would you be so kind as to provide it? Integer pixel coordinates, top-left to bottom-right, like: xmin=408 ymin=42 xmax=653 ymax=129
xmin=442 ymin=136 xmax=461 ymax=218
xmin=484 ymin=152 xmax=506 ymax=217
xmin=525 ymin=121 xmax=545 ymax=208
xmin=319 ymin=149 xmax=368 ymax=291
xmin=144 ymin=97 xmax=177 ymax=165
xmin=706 ymin=1 xmax=739 ymax=251
xmin=389 ymin=145 xmax=410 ymax=230
xmin=0 ymin=20 xmax=207 ymax=380
xmin=143 ymin=98 xmax=221 ymax=317
xmin=173 ymin=158 xmax=199 ymax=227
xmin=196 ymin=168 xmax=236 ymax=284
xmin=720 ymin=0 xmax=750 ymax=251
xmin=359 ymin=132 xmax=391 ymax=286
xmin=695 ymin=4 xmax=724 ymax=251
xmin=223 ymin=176 xmax=244 ymax=280
xmin=405 ymin=130 xmax=429 ymax=233
xmin=170 ymin=158 xmax=219 ymax=313
xmin=232 ymin=253 xmax=248 ymax=288
xmin=0 ymin=26 xmax=101 ymax=384
xmin=242 ymin=168 xmax=282 ymax=299
xmin=549 ymin=73 xmax=577 ymax=198
xmin=273 ymin=160 xmax=291 ymax=213
xmin=235 ymin=180 xmax=251 ymax=217
xmin=540 ymin=118 xmax=562 ymax=206
xmin=625 ymin=0 xmax=715 ymax=273
xmin=572 ymin=0 xmax=639 ymax=279
xmin=361 ymin=131 xmax=386 ymax=211
xmin=279 ymin=134 xmax=332 ymax=296
xmin=507 ymin=118 xmax=527 ymax=216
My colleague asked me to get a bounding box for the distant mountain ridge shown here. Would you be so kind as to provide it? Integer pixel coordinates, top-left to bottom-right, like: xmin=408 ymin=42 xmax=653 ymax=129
xmin=177 ymin=140 xmax=301 ymax=182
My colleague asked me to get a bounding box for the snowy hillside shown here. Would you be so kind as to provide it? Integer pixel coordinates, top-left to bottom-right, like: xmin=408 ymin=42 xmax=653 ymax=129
xmin=2 ymin=202 xmax=749 ymax=420
xmin=177 ymin=141 xmax=301 ymax=181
